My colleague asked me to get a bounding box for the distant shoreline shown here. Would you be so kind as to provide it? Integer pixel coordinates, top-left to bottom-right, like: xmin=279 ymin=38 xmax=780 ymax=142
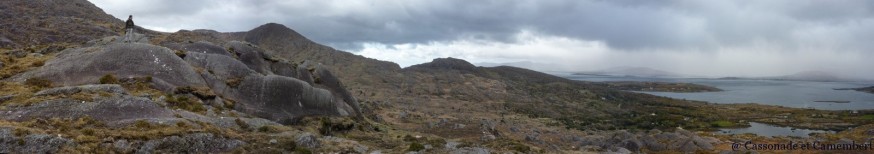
xmin=599 ymin=81 xmax=722 ymax=93
xmin=835 ymin=86 xmax=874 ymax=95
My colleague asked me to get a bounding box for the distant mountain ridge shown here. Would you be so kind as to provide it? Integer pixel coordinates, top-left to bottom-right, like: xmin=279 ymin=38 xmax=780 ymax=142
xmin=721 ymin=70 xmax=854 ymax=82
xmin=574 ymin=66 xmax=681 ymax=77
xmin=768 ymin=70 xmax=844 ymax=82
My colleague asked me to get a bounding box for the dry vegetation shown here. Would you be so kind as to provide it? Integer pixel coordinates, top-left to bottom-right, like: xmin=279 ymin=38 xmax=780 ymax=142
xmin=0 ymin=48 xmax=56 ymax=79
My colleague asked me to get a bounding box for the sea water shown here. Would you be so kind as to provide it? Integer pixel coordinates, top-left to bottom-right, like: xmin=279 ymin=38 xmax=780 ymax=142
xmin=564 ymin=74 xmax=874 ymax=110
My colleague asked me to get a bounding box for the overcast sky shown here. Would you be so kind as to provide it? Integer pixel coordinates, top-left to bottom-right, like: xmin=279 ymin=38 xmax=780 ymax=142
xmin=91 ymin=0 xmax=874 ymax=79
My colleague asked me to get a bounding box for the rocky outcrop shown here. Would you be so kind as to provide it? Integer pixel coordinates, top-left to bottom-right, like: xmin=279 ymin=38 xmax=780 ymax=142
xmin=311 ymin=65 xmax=363 ymax=120
xmin=10 ymin=43 xmax=207 ymax=91
xmin=0 ymin=96 xmax=176 ymax=122
xmin=0 ymin=127 xmax=74 ymax=153
xmin=163 ymin=41 xmax=232 ymax=57
xmin=573 ymin=129 xmax=719 ymax=153
xmin=224 ymin=41 xmax=272 ymax=74
xmin=0 ymin=0 xmax=122 ymax=48
xmin=34 ymin=84 xmax=127 ymax=96
xmin=233 ymin=75 xmax=347 ymax=123
xmin=237 ymin=23 xmax=402 ymax=91
xmin=407 ymin=57 xmax=479 ymax=73
xmin=135 ymin=133 xmax=245 ymax=153
xmin=183 ymin=52 xmax=359 ymax=124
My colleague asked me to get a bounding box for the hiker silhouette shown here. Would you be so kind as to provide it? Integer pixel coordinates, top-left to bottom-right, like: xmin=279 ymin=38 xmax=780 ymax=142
xmin=125 ymin=15 xmax=135 ymax=32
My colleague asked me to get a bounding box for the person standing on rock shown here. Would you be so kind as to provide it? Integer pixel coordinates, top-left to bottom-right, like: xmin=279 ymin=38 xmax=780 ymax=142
xmin=123 ymin=15 xmax=136 ymax=43
xmin=125 ymin=15 xmax=135 ymax=33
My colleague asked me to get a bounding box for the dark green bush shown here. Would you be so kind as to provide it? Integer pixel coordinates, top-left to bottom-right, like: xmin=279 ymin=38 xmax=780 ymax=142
xmin=407 ymin=142 xmax=425 ymax=152
xmin=165 ymin=94 xmax=205 ymax=113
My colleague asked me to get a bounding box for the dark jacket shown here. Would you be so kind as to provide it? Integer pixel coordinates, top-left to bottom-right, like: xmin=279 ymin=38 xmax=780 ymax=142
xmin=125 ymin=16 xmax=135 ymax=30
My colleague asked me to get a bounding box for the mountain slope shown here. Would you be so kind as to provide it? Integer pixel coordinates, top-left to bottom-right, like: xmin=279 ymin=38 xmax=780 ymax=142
xmin=237 ymin=23 xmax=403 ymax=95
xmin=0 ymin=0 xmax=122 ymax=48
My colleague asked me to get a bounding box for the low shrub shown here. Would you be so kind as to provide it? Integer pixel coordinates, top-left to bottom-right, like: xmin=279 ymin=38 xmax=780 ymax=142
xmin=165 ymin=94 xmax=205 ymax=113
xmin=24 ymin=77 xmax=52 ymax=88
xmin=407 ymin=142 xmax=425 ymax=152
xmin=99 ymin=74 xmax=119 ymax=84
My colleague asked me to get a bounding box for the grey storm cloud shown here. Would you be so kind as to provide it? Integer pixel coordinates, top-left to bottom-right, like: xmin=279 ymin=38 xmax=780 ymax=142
xmin=93 ymin=0 xmax=874 ymax=52
xmin=91 ymin=0 xmax=874 ymax=79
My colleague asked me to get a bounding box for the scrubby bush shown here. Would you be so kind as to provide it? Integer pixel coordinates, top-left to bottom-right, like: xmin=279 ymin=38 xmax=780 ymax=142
xmin=235 ymin=118 xmax=250 ymax=130
xmin=225 ymin=77 xmax=243 ymax=87
xmin=134 ymin=120 xmax=152 ymax=129
xmin=24 ymin=77 xmax=52 ymax=88
xmin=257 ymin=125 xmax=281 ymax=133
xmin=407 ymin=142 xmax=425 ymax=152
xmin=319 ymin=117 xmax=355 ymax=136
xmin=294 ymin=147 xmax=312 ymax=154
xmin=165 ymin=94 xmax=205 ymax=113
xmin=510 ymin=144 xmax=531 ymax=153
xmin=31 ymin=60 xmax=44 ymax=67
xmin=99 ymin=74 xmax=119 ymax=84
xmin=174 ymin=50 xmax=186 ymax=58
xmin=174 ymin=86 xmax=216 ymax=99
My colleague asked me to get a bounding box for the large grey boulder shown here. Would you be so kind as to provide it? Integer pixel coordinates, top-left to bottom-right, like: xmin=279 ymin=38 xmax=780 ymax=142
xmin=184 ymin=52 xmax=358 ymax=124
xmin=184 ymin=52 xmax=255 ymax=81
xmin=270 ymin=61 xmax=299 ymax=79
xmin=225 ymin=41 xmax=271 ymax=74
xmin=0 ymin=96 xmax=176 ymax=122
xmin=296 ymin=132 xmax=321 ymax=149
xmin=117 ymin=31 xmax=149 ymax=44
xmin=311 ymin=64 xmax=363 ymax=120
xmin=295 ymin=60 xmax=316 ymax=85
xmin=10 ymin=43 xmax=207 ymax=91
xmin=233 ymin=75 xmax=345 ymax=123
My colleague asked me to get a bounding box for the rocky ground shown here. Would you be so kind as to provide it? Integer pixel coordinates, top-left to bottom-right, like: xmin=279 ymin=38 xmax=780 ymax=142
xmin=0 ymin=0 xmax=873 ymax=153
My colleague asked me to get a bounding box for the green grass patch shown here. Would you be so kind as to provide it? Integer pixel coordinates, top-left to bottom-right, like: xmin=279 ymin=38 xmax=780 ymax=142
xmin=710 ymin=120 xmax=735 ymax=128
xmin=861 ymin=114 xmax=874 ymax=120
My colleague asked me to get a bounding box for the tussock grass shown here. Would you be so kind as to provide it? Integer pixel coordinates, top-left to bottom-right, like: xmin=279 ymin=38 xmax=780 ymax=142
xmin=0 ymin=46 xmax=57 ymax=79
xmin=98 ymin=74 xmax=119 ymax=84
xmin=164 ymin=94 xmax=205 ymax=113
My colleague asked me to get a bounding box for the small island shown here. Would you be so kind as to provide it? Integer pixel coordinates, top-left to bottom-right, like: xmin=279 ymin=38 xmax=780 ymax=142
xmin=814 ymin=100 xmax=850 ymax=103
xmin=855 ymin=86 xmax=874 ymax=94
xmin=835 ymin=86 xmax=874 ymax=94
xmin=601 ymin=81 xmax=722 ymax=92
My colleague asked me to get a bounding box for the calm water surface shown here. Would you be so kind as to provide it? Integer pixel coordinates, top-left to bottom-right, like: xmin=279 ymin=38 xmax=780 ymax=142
xmin=562 ymin=74 xmax=874 ymax=110
xmin=718 ymin=122 xmax=834 ymax=137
